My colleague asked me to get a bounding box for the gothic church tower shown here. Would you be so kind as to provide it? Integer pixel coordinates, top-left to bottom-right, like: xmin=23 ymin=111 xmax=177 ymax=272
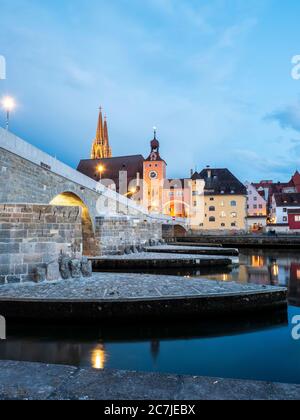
xmin=91 ymin=108 xmax=112 ymax=159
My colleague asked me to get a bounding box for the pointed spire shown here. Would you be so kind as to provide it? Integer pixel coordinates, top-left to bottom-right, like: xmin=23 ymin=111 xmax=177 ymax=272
xmin=91 ymin=107 xmax=112 ymax=159
xmin=153 ymin=126 xmax=157 ymax=140
xmin=104 ymin=115 xmax=112 ymax=158
xmin=95 ymin=107 xmax=104 ymax=145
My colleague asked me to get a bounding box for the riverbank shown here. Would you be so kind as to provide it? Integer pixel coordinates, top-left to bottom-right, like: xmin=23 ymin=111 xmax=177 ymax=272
xmin=176 ymin=235 xmax=300 ymax=249
xmin=0 ymin=360 xmax=299 ymax=400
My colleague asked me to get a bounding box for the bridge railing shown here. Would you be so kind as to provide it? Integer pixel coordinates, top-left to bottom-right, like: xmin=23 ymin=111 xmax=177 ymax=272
xmin=0 ymin=128 xmax=149 ymax=216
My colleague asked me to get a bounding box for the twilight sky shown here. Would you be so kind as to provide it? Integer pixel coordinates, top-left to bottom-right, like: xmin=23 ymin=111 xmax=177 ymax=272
xmin=0 ymin=0 xmax=300 ymax=182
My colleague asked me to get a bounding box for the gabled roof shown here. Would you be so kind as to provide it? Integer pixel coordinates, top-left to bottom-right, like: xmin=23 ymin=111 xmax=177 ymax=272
xmin=273 ymin=193 xmax=300 ymax=207
xmin=192 ymin=168 xmax=247 ymax=195
xmin=77 ymin=155 xmax=145 ymax=189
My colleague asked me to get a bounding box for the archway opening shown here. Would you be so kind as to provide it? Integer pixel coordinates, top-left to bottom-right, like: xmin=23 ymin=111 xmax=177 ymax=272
xmin=50 ymin=192 xmax=97 ymax=256
xmin=174 ymin=225 xmax=187 ymax=238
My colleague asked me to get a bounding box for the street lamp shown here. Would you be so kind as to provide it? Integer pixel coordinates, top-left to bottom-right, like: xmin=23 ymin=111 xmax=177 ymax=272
xmin=1 ymin=96 xmax=16 ymax=130
xmin=97 ymin=164 xmax=105 ymax=182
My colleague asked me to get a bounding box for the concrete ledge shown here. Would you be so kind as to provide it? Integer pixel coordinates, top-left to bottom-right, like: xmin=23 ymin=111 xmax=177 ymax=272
xmin=145 ymin=245 xmax=239 ymax=257
xmin=0 ymin=274 xmax=287 ymax=321
xmin=90 ymin=253 xmax=233 ymax=270
xmin=177 ymin=236 xmax=300 ymax=249
xmin=0 ymin=361 xmax=299 ymax=400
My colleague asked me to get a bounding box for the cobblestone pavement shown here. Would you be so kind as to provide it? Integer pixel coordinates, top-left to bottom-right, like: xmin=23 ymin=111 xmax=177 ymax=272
xmin=0 ymin=273 xmax=284 ymax=301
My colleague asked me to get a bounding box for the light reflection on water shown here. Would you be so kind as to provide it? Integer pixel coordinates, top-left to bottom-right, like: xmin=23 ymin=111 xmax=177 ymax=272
xmin=0 ymin=249 xmax=299 ymax=383
xmin=194 ymin=249 xmax=300 ymax=307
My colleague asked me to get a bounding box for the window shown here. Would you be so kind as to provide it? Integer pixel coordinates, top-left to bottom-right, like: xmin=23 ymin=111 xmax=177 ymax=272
xmin=231 ymin=201 xmax=237 ymax=207
xmin=295 ymin=216 xmax=300 ymax=222
xmin=283 ymin=217 xmax=288 ymax=222
xmin=259 ymin=205 xmax=263 ymax=209
xmin=231 ymin=212 xmax=237 ymax=218
xmin=209 ymin=206 xmax=216 ymax=212
xmin=283 ymin=208 xmax=287 ymax=213
xmin=220 ymin=201 xmax=225 ymax=207
xmin=231 ymin=222 xmax=237 ymax=227
xmin=221 ymin=223 xmax=225 ymax=227
xmin=210 ymin=197 xmax=214 ymax=201
xmin=254 ymin=197 xmax=257 ymax=201
xmin=220 ymin=211 xmax=226 ymax=218
xmin=192 ymin=191 xmax=197 ymax=196
xmin=209 ymin=217 xmax=216 ymax=222
xmin=193 ymin=201 xmax=197 ymax=207
xmin=254 ymin=205 xmax=257 ymax=209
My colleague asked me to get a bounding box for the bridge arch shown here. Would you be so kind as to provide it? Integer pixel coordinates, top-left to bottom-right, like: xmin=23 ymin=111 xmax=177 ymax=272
xmin=173 ymin=224 xmax=188 ymax=237
xmin=49 ymin=191 xmax=97 ymax=256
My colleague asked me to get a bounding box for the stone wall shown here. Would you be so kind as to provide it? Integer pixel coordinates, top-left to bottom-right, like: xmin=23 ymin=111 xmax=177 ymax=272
xmin=0 ymin=143 xmax=147 ymax=222
xmin=95 ymin=217 xmax=162 ymax=255
xmin=0 ymin=204 xmax=82 ymax=284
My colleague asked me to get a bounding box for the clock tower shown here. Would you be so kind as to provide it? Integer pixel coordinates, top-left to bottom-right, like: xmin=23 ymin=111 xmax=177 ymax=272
xmin=143 ymin=130 xmax=167 ymax=212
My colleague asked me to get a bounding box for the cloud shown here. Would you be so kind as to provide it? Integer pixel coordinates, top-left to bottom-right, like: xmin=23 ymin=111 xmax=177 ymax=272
xmin=265 ymin=102 xmax=300 ymax=132
xmin=218 ymin=18 xmax=258 ymax=49
xmin=64 ymin=62 xmax=95 ymax=89
xmin=234 ymin=149 xmax=300 ymax=179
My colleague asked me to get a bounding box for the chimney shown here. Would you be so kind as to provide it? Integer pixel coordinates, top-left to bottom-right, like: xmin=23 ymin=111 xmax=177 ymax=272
xmin=190 ymin=169 xmax=194 ymax=178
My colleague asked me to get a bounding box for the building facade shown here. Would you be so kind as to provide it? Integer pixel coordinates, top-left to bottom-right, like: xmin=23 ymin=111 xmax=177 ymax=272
xmin=271 ymin=193 xmax=300 ymax=229
xmin=245 ymin=182 xmax=267 ymax=232
xmin=191 ymin=168 xmax=247 ymax=232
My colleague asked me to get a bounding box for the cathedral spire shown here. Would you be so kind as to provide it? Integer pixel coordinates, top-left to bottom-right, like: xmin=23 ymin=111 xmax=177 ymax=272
xmin=104 ymin=115 xmax=112 ymax=158
xmin=95 ymin=107 xmax=104 ymax=145
xmin=91 ymin=107 xmax=112 ymax=159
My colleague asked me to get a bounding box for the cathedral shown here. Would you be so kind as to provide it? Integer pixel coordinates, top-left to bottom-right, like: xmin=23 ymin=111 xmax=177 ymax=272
xmin=90 ymin=108 xmax=112 ymax=159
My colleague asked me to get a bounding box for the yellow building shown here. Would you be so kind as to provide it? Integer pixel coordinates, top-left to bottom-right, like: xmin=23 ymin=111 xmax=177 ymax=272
xmin=191 ymin=167 xmax=247 ymax=232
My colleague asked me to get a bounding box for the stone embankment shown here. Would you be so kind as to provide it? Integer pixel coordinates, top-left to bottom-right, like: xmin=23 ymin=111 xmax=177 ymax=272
xmin=0 ymin=361 xmax=299 ymax=400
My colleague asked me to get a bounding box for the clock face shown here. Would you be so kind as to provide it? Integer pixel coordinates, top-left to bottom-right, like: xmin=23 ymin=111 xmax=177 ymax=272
xmin=149 ymin=170 xmax=158 ymax=180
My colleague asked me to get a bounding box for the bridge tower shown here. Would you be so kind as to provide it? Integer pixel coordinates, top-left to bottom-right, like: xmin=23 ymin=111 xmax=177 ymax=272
xmin=143 ymin=129 xmax=167 ymax=213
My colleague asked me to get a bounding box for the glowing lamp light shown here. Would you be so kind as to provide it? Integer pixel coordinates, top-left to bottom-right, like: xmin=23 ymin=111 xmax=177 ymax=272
xmin=1 ymin=96 xmax=16 ymax=130
xmin=2 ymin=96 xmax=15 ymax=112
xmin=97 ymin=164 xmax=105 ymax=181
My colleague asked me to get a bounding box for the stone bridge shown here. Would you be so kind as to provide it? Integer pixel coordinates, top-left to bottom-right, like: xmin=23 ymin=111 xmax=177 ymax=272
xmin=0 ymin=128 xmax=188 ymax=261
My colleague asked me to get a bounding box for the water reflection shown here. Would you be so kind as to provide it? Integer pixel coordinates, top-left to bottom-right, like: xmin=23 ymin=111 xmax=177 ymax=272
xmin=0 ymin=310 xmax=287 ymax=369
xmin=188 ymin=249 xmax=300 ymax=307
xmin=91 ymin=344 xmax=107 ymax=369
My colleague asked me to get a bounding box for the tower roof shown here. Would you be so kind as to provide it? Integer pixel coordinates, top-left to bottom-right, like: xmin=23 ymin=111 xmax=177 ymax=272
xmin=95 ymin=108 xmax=104 ymax=145
xmin=91 ymin=108 xmax=112 ymax=159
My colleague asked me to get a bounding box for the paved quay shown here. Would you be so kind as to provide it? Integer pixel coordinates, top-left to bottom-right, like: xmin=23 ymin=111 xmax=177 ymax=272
xmin=0 ymin=361 xmax=299 ymax=400
xmin=145 ymin=245 xmax=239 ymax=256
xmin=90 ymin=252 xmax=235 ymax=271
xmin=0 ymin=273 xmax=287 ymax=321
xmin=176 ymin=235 xmax=300 ymax=249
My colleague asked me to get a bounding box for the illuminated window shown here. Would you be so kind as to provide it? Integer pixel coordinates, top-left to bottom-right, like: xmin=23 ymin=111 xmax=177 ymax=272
xmin=231 ymin=212 xmax=237 ymax=218
xmin=220 ymin=211 xmax=226 ymax=218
